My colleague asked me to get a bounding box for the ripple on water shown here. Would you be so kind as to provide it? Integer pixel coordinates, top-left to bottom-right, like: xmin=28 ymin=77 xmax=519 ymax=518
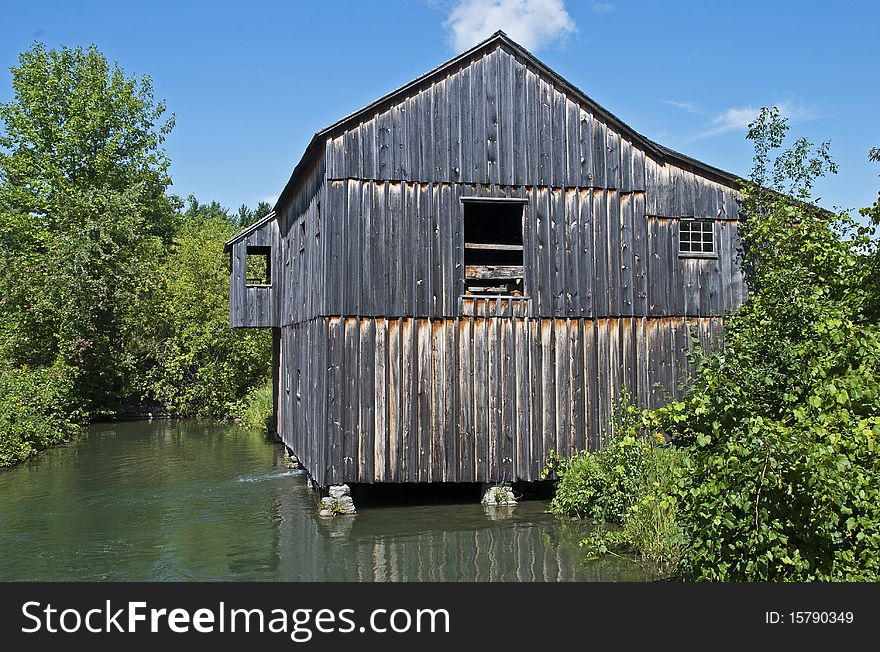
xmin=234 ymin=469 xmax=304 ymax=483
xmin=0 ymin=420 xmax=661 ymax=581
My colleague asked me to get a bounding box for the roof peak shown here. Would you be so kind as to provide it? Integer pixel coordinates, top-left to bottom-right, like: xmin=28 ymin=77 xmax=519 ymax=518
xmin=273 ymin=29 xmax=739 ymax=210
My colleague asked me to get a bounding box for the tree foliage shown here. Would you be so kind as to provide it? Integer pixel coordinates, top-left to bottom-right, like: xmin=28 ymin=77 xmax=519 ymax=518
xmin=655 ymin=108 xmax=880 ymax=580
xmin=236 ymin=201 xmax=273 ymax=228
xmin=136 ymin=198 xmax=271 ymax=418
xmin=0 ymin=43 xmax=272 ymax=465
xmin=545 ymin=110 xmax=880 ymax=580
xmin=0 ymin=43 xmax=179 ymax=413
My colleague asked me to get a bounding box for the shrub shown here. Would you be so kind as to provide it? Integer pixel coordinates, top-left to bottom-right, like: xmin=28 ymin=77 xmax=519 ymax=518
xmin=239 ymin=378 xmax=274 ymax=432
xmin=655 ymin=109 xmax=880 ymax=581
xmin=620 ymin=443 xmax=688 ymax=572
xmin=544 ymin=399 xmax=688 ymax=572
xmin=544 ymin=400 xmax=648 ymax=522
xmin=0 ymin=363 xmax=84 ymax=467
xmin=662 ymin=321 xmax=880 ymax=580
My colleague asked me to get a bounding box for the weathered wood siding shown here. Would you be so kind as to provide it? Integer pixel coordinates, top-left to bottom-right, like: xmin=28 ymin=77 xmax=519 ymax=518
xmin=276 ymin=154 xmax=328 ymax=326
xmin=229 ymin=219 xmax=280 ymax=328
xmin=316 ymin=43 xmax=744 ymax=320
xmin=278 ymin=315 xmax=723 ymax=487
xmin=238 ymin=37 xmax=749 ymax=488
xmin=320 ymin=180 xmax=744 ymax=319
xmin=325 ymin=45 xmax=654 ymax=190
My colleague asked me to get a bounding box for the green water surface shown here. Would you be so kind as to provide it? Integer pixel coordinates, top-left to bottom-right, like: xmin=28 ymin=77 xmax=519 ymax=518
xmin=0 ymin=420 xmax=657 ymax=581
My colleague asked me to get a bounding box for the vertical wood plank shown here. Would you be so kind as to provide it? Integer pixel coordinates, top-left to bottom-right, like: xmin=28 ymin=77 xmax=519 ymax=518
xmin=374 ymin=318 xmax=388 ymax=481
xmin=592 ymin=119 xmax=607 ymax=188
xmin=358 ymin=319 xmax=375 ymax=481
xmin=388 ymin=318 xmax=401 ymax=482
xmin=515 ymin=317 xmax=530 ymax=479
xmin=458 ymin=317 xmax=474 ymax=481
xmin=401 ymin=317 xmax=415 ymax=482
xmin=485 ymin=48 xmax=499 ymax=185
xmin=551 ymin=187 xmax=564 ymax=315
xmin=328 ymin=317 xmax=343 ymax=484
xmin=418 ymin=319 xmax=432 ymax=482
xmin=620 ymin=191 xmax=634 ymax=316
xmin=431 ymin=320 xmax=446 ymax=481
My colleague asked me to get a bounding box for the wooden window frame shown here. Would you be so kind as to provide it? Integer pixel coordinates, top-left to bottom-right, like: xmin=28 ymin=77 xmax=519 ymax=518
xmin=678 ymin=218 xmax=718 ymax=259
xmin=459 ymin=196 xmax=529 ymax=299
xmin=245 ymin=245 xmax=272 ymax=286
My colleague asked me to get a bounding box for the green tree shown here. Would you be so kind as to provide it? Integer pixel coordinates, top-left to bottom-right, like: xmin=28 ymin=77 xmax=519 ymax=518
xmin=0 ymin=43 xmax=178 ymax=413
xmin=136 ymin=198 xmax=271 ymax=418
xmin=658 ymin=108 xmax=880 ymax=580
xmin=236 ymin=200 xmax=273 ymax=228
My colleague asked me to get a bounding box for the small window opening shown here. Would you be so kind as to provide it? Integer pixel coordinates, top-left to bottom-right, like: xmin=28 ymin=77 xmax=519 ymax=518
xmin=315 ymin=201 xmax=321 ymax=237
xmin=463 ymin=201 xmax=524 ymax=295
xmin=246 ymin=245 xmax=271 ymax=285
xmin=679 ymin=219 xmax=715 ymax=256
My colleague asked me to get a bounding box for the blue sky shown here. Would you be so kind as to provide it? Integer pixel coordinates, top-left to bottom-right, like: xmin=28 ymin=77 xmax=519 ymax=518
xmin=2 ymin=1 xmax=878 ymax=215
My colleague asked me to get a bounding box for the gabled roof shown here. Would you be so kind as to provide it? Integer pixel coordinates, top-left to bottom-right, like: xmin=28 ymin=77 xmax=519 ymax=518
xmin=223 ymin=210 xmax=276 ymax=252
xmin=275 ymin=30 xmax=741 ymax=211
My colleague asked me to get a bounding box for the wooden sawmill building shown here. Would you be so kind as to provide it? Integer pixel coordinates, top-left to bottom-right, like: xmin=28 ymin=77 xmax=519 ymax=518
xmin=225 ymin=31 xmax=746 ymax=489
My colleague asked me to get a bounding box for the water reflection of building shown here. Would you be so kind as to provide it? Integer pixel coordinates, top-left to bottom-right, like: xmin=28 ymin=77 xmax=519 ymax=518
xmin=269 ymin=466 xmax=653 ymax=582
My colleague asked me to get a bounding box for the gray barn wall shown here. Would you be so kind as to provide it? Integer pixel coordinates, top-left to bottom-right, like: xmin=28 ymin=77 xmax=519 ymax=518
xmin=277 ymin=315 xmax=723 ymax=487
xmin=276 ymin=153 xmax=328 ymax=326
xmin=237 ymin=39 xmax=748 ymax=487
xmin=319 ymin=44 xmax=745 ymax=320
xmin=322 ymin=180 xmax=744 ymax=320
xmin=229 ymin=219 xmax=281 ymax=328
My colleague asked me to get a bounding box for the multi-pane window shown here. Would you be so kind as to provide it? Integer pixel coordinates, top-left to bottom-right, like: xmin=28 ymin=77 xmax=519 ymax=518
xmin=679 ymin=219 xmax=715 ymax=256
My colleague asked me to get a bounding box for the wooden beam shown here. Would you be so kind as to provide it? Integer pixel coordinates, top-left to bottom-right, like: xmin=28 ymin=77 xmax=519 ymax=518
xmin=465 ymin=265 xmax=524 ymax=280
xmin=464 ymin=243 xmax=524 ymax=251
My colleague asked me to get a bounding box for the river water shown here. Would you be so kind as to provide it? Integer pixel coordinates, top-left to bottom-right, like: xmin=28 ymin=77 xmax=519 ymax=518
xmin=0 ymin=420 xmax=657 ymax=581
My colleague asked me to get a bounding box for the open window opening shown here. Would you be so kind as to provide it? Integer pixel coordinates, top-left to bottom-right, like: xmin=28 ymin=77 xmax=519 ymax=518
xmin=246 ymin=245 xmax=272 ymax=286
xmin=463 ymin=200 xmax=525 ymax=296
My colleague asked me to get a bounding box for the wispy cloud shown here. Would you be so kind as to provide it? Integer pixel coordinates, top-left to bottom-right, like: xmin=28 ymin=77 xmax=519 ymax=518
xmin=262 ymin=195 xmax=279 ymax=206
xmin=662 ymin=99 xmax=702 ymax=114
xmin=700 ymin=106 xmax=762 ymax=138
xmin=444 ymin=0 xmax=577 ymax=51
xmin=693 ymin=100 xmax=816 ymax=140
xmin=591 ymin=2 xmax=615 ymax=13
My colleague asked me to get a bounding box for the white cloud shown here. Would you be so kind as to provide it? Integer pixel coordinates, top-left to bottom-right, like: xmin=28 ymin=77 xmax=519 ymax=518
xmin=693 ymin=100 xmax=816 ymax=140
xmin=662 ymin=99 xmax=702 ymax=114
xmin=262 ymin=195 xmax=279 ymax=206
xmin=444 ymin=0 xmax=577 ymax=51
xmin=703 ymin=106 xmax=761 ymax=137
xmin=591 ymin=2 xmax=615 ymax=13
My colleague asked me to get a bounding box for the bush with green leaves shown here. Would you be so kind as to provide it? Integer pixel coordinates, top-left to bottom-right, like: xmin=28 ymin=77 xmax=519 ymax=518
xmin=136 ymin=199 xmax=272 ymax=418
xmin=0 ymin=363 xmax=83 ymax=467
xmin=545 ymin=112 xmax=880 ymax=580
xmin=544 ymin=400 xmax=688 ymax=572
xmin=0 ymin=43 xmax=178 ymax=416
xmin=239 ymin=378 xmax=275 ymax=432
xmin=656 ymin=108 xmax=880 ymax=581
xmin=0 ymin=44 xmax=273 ymax=466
